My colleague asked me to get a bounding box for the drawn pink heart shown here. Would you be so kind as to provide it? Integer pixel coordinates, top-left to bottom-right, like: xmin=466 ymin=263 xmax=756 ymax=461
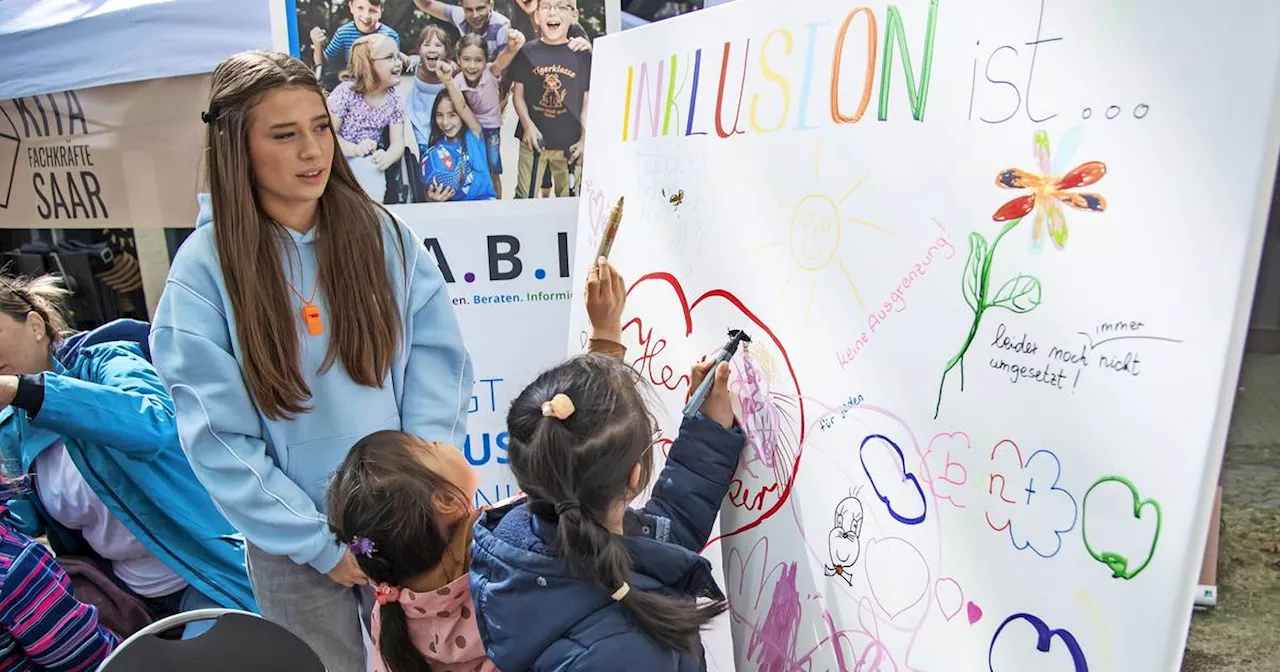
xmin=623 ymin=272 xmax=806 ymax=544
xmin=934 ymin=578 xmax=963 ymax=621
xmin=967 ymin=601 xmax=983 ymax=625
xmin=586 ymin=185 xmax=606 ymax=239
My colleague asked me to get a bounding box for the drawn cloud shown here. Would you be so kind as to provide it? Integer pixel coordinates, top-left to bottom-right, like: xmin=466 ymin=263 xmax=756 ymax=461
xmin=985 ymin=444 xmax=1078 ymax=558
xmin=860 ymin=434 xmax=927 ymax=526
xmin=923 ymin=432 xmax=975 ymax=509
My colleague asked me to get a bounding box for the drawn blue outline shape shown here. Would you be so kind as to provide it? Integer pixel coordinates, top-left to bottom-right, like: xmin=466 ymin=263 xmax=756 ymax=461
xmin=1003 ymin=449 xmax=1078 ymax=559
xmin=988 ymin=612 xmax=1089 ymax=671
xmin=859 ymin=433 xmax=927 ymax=526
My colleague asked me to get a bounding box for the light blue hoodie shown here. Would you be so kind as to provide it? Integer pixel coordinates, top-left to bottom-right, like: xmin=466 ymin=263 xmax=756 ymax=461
xmin=150 ymin=194 xmax=474 ymax=574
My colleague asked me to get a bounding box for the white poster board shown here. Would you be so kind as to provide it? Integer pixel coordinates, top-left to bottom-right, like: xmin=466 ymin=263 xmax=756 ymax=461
xmin=568 ymin=0 xmax=1280 ymax=669
xmin=395 ymin=199 xmax=576 ymax=505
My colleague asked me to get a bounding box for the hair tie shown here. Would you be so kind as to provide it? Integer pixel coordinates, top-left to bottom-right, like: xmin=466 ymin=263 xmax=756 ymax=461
xmin=373 ymin=583 xmax=402 ymax=606
xmin=541 ymin=393 xmax=576 ymax=420
xmin=610 ymin=582 xmax=630 ymax=602
xmin=200 ymin=110 xmax=215 ymax=124
xmin=348 ymin=536 xmax=376 ymax=558
xmin=554 ymin=499 xmax=581 ymax=516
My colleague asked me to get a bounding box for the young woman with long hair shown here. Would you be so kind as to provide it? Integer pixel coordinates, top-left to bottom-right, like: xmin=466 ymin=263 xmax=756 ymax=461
xmin=150 ymin=50 xmax=474 ymax=670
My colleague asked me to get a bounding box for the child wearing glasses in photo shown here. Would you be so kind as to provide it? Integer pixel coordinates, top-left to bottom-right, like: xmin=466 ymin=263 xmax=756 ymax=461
xmin=509 ymin=0 xmax=591 ymax=199
xmin=327 ymin=33 xmax=408 ymax=200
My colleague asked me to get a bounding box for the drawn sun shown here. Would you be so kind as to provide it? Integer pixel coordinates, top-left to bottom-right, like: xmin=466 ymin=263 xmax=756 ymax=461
xmin=760 ymin=139 xmax=889 ymax=325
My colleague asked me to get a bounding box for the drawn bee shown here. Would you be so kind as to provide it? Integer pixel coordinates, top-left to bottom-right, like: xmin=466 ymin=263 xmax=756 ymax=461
xmin=662 ymin=188 xmax=685 ymax=209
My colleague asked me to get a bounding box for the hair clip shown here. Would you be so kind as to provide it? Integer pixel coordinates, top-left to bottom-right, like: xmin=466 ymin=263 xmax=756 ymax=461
xmin=610 ymin=582 xmax=630 ymax=602
xmin=348 ymin=536 xmax=376 ymax=558
xmin=541 ymin=393 xmax=575 ymax=420
xmin=373 ymin=583 xmax=402 ymax=606
xmin=200 ymin=110 xmax=215 ymax=124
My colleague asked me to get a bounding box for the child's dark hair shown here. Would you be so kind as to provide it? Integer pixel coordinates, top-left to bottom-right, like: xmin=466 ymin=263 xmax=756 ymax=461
xmin=428 ymin=89 xmax=469 ymax=148
xmin=505 ymin=354 xmax=728 ymax=655
xmin=328 ymin=431 xmax=468 ymax=672
xmin=456 ymin=34 xmax=490 ymax=65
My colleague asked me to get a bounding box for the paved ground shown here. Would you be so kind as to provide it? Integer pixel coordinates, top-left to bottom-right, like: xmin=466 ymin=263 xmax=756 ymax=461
xmin=1183 ymin=353 xmax=1280 ymax=671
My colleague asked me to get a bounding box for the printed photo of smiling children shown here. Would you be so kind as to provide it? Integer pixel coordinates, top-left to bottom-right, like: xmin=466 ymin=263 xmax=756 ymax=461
xmin=295 ymin=0 xmax=608 ymax=204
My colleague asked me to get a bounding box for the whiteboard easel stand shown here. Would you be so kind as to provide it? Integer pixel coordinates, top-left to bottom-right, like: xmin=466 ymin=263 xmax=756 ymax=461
xmin=1194 ymin=485 xmax=1223 ymax=609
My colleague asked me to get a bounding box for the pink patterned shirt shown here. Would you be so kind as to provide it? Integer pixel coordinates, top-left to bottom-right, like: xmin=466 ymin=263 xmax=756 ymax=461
xmin=370 ymin=572 xmax=495 ymax=672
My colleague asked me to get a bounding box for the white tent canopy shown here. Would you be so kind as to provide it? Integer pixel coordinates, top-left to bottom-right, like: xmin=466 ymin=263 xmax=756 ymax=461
xmin=0 ymin=0 xmax=275 ymax=100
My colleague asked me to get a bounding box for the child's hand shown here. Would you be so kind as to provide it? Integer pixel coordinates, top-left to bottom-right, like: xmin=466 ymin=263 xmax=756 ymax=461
xmin=689 ymin=361 xmax=734 ymax=430
xmin=507 ymin=29 xmax=527 ymax=53
xmin=585 ymin=257 xmax=625 ymax=343
xmin=326 ymin=549 xmax=369 ymax=588
xmin=568 ymin=36 xmax=592 ymax=53
xmin=357 ymin=139 xmax=377 ymax=155
xmin=568 ymin=137 xmax=585 ymax=165
xmin=310 ymin=27 xmax=327 ymax=44
xmin=426 ymin=180 xmax=456 ymax=202
xmin=370 ymin=148 xmax=394 ymax=170
xmin=521 ymin=125 xmax=544 ymax=152
xmin=435 ymin=60 xmax=456 ymax=79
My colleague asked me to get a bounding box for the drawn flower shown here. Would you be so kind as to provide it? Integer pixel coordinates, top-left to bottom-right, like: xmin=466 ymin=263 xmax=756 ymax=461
xmin=992 ymin=130 xmax=1107 ymax=250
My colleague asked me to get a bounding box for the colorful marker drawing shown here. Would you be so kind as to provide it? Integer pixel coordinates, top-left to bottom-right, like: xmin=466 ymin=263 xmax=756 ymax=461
xmin=860 ymin=434 xmax=927 ymax=525
xmin=824 ymin=491 xmax=865 ymax=586
xmin=985 ymin=442 xmax=1078 ymax=559
xmin=1081 ymin=475 xmax=1163 ymax=580
xmin=621 ymin=272 xmax=806 ymax=543
xmin=934 ymin=130 xmax=1108 ymax=418
xmin=759 ymin=139 xmax=890 ymax=326
xmin=989 ymin=612 xmax=1090 ymax=671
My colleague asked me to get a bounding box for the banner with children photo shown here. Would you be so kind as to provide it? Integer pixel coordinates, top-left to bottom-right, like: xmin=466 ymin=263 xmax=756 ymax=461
xmin=295 ymin=0 xmax=609 ymax=204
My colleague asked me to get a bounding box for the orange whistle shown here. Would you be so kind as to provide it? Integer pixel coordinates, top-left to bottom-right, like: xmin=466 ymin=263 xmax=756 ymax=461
xmin=303 ymin=303 xmax=324 ymax=336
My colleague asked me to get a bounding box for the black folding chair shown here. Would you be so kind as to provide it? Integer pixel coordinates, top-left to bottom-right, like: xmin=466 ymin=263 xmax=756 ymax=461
xmin=97 ymin=609 xmax=326 ymax=672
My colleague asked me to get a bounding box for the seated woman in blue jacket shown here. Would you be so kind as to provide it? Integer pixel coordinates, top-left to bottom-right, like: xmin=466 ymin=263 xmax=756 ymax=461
xmin=470 ymin=349 xmax=744 ymax=671
xmin=0 ymin=274 xmax=256 ymax=632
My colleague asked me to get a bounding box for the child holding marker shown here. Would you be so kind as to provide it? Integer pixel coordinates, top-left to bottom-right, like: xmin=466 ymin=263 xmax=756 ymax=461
xmin=468 ymin=239 xmax=746 ymax=668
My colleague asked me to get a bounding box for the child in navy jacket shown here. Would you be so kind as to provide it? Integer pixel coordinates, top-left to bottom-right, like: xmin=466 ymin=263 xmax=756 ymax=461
xmin=470 ymin=261 xmax=743 ymax=670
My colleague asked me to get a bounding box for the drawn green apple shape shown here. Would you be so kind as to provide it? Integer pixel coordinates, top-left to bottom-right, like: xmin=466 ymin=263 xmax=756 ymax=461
xmin=1081 ymin=475 xmax=1163 ymax=580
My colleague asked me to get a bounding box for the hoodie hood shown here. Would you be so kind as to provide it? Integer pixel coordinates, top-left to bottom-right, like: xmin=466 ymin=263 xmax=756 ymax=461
xmin=196 ymin=192 xmax=214 ymax=228
xmin=469 ymin=500 xmax=720 ymax=671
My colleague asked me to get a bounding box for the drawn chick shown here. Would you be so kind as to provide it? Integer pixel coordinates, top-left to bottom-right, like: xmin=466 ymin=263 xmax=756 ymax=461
xmin=825 ymin=493 xmax=864 ymax=586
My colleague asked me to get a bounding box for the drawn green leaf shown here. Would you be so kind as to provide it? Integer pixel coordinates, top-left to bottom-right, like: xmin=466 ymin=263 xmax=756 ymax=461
xmin=990 ymin=275 xmax=1042 ymax=313
xmin=961 ymin=232 xmax=988 ymax=311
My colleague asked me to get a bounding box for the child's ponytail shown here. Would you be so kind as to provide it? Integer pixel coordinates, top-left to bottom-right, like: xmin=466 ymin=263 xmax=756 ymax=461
xmin=376 ymin=596 xmax=433 ymax=672
xmin=508 ymin=355 xmax=729 ymax=656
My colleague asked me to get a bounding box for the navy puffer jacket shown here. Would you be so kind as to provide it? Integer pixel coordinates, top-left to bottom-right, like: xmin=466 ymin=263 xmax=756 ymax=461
xmin=469 ymin=415 xmax=744 ymax=671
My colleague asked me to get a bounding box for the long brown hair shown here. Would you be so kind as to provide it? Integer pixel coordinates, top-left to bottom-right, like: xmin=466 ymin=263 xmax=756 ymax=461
xmin=204 ymin=51 xmax=404 ymax=420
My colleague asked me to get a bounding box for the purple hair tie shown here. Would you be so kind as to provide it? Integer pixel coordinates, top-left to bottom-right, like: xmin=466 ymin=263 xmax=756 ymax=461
xmin=348 ymin=536 xmax=376 ymax=558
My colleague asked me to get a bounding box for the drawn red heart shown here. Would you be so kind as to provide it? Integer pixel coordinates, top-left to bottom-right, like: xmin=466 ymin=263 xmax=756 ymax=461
xmin=622 ymin=272 xmax=806 ymax=545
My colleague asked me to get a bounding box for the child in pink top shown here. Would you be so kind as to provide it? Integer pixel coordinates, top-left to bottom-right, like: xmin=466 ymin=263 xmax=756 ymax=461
xmin=327 ymin=431 xmax=495 ymax=672
xmin=454 ymin=30 xmax=525 ymax=198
